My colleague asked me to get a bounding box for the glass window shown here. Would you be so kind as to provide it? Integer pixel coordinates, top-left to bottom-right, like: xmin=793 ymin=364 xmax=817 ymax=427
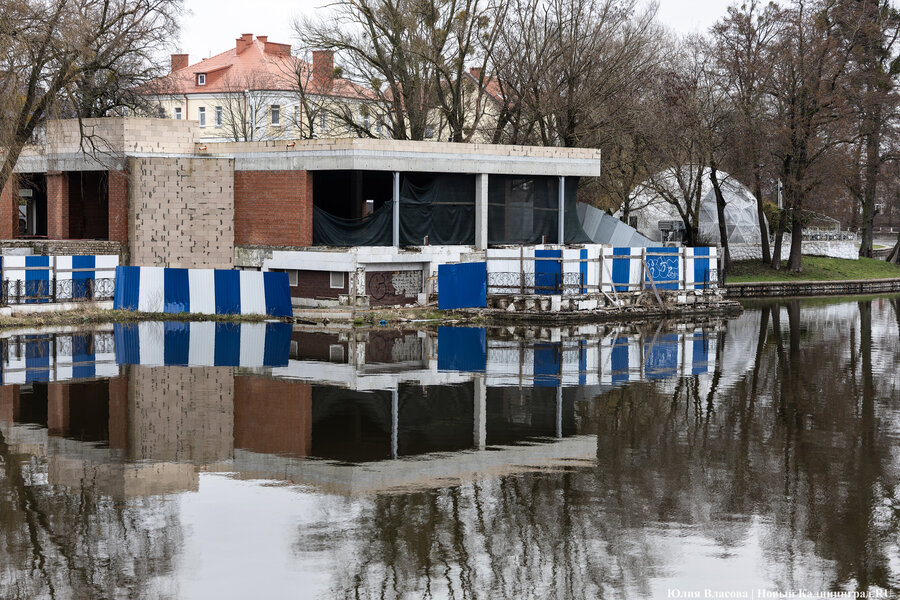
xmin=198 ymin=106 xmax=206 ymax=127
xmin=215 ymin=106 xmax=222 ymax=127
xmin=330 ymin=272 xmax=344 ymax=288
xmin=197 ymin=73 xmax=206 ymax=85
xmin=271 ymin=105 xmax=281 ymax=126
xmin=174 ymin=107 xmax=182 ymax=120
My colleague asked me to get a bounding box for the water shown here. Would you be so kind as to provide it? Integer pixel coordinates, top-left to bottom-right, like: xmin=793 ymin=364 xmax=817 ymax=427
xmin=1 ymin=296 xmax=899 ymax=599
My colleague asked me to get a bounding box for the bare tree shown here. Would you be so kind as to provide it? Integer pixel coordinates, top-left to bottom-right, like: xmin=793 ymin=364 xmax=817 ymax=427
xmin=765 ymin=0 xmax=855 ymax=272
xmin=710 ymin=1 xmax=784 ymax=265
xmin=839 ymin=0 xmax=900 ymax=258
xmin=212 ymin=71 xmax=286 ymax=142
xmin=0 ymin=0 xmax=181 ymax=199
xmin=293 ymin=0 xmax=504 ymax=141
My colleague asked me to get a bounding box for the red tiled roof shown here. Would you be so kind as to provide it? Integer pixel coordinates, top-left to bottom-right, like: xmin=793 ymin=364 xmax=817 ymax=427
xmin=146 ymin=35 xmax=373 ymax=100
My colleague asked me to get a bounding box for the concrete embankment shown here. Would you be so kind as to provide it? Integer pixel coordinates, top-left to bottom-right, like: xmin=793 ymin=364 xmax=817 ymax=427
xmin=725 ymin=278 xmax=900 ymax=298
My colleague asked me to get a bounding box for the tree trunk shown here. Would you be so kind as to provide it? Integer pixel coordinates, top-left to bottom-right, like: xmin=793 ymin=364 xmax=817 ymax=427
xmin=771 ymin=207 xmax=788 ymax=270
xmin=886 ymin=231 xmax=900 ymax=265
xmin=787 ymin=206 xmax=803 ymax=272
xmin=709 ymin=163 xmax=733 ymax=272
xmin=753 ymin=170 xmax=771 ymax=264
xmin=859 ymin=106 xmax=883 ymax=259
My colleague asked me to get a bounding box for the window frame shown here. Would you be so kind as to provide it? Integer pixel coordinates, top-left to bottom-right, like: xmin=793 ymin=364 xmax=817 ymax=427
xmin=174 ymin=107 xmax=182 ymax=120
xmin=215 ymin=106 xmax=222 ymax=128
xmin=270 ymin=104 xmax=281 ymax=127
xmin=329 ymin=272 xmax=344 ymax=289
xmin=197 ymin=73 xmax=206 ymax=86
xmin=198 ymin=106 xmax=206 ymax=128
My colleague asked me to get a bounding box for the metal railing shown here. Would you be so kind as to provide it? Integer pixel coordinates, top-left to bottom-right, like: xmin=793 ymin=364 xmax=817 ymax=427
xmin=0 ymin=277 xmax=115 ymax=305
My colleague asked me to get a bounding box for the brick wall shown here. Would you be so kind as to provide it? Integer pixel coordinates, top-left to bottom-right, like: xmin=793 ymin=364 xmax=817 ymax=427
xmin=108 ymin=170 xmax=128 ymax=243
xmin=0 ymin=179 xmax=15 ymax=239
xmin=293 ymin=269 xmax=347 ymax=299
xmin=128 ymin=365 xmax=234 ymax=462
xmin=128 ymin=156 xmax=234 ymax=268
xmin=234 ymin=170 xmax=312 ymax=246
xmin=233 ymin=377 xmax=312 ymax=457
xmin=46 ymin=172 xmax=69 ymax=239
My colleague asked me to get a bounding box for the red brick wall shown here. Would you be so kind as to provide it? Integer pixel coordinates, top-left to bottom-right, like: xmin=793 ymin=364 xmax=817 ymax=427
xmin=233 ymin=377 xmax=312 ymax=457
xmin=46 ymin=172 xmax=69 ymax=239
xmin=108 ymin=170 xmax=128 ymax=243
xmin=234 ymin=170 xmax=312 ymax=246
xmin=293 ymin=269 xmax=348 ymax=299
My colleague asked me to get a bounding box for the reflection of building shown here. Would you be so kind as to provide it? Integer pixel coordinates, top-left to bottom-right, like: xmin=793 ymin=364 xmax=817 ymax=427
xmin=0 ymin=321 xmax=722 ymax=498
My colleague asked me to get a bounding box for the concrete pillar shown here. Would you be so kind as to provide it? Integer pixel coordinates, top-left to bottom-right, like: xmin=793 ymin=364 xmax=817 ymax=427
xmin=474 ymin=375 xmax=486 ymax=450
xmin=108 ymin=170 xmax=129 ymax=243
xmin=475 ymin=173 xmax=489 ymax=250
xmin=558 ymin=176 xmax=565 ymax=245
xmin=0 ymin=178 xmax=16 ymax=239
xmin=556 ymin=385 xmax=563 ymax=439
xmin=392 ymin=171 xmax=400 ymax=247
xmin=46 ymin=171 xmax=69 ymax=239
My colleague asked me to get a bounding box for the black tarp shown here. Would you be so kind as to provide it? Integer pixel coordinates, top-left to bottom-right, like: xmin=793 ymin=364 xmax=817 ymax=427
xmin=313 ymin=172 xmax=590 ymax=247
xmin=399 ymin=173 xmax=475 ymax=245
xmin=313 ymin=202 xmax=393 ymax=246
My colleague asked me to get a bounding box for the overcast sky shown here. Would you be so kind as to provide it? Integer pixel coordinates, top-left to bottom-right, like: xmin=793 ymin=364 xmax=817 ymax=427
xmin=178 ymin=0 xmax=736 ymax=63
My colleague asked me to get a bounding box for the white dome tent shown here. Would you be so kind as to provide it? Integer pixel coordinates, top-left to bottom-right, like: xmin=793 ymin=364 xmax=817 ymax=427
xmin=619 ymin=167 xmax=768 ymax=245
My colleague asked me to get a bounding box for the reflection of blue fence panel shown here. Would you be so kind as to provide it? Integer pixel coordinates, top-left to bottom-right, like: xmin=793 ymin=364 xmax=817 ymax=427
xmin=164 ymin=322 xmax=190 ymax=366
xmin=610 ymin=337 xmax=630 ymax=383
xmin=263 ymin=323 xmax=292 ymax=367
xmin=644 ymin=334 xmax=679 ymax=379
xmin=25 ymin=336 xmax=51 ymax=381
xmin=71 ymin=333 xmax=96 ymax=379
xmin=214 ymin=323 xmax=241 ymax=366
xmin=535 ymin=250 xmax=561 ymax=295
xmin=438 ymin=262 xmax=486 ymax=309
xmin=646 ymin=247 xmax=679 ymax=290
xmin=692 ymin=333 xmax=709 ymax=375
xmin=533 ymin=343 xmax=561 ymax=387
xmin=114 ymin=324 xmax=141 ymax=364
xmin=437 ymin=326 xmax=486 ymax=372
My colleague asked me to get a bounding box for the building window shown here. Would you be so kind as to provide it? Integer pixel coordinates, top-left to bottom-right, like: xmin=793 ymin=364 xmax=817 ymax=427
xmin=319 ymin=112 xmax=327 ymax=131
xmin=287 ymin=270 xmax=298 ymax=287
xmin=174 ymin=107 xmax=182 ymax=120
xmin=215 ymin=106 xmax=222 ymax=127
xmin=271 ymin=105 xmax=281 ymax=126
xmin=329 ymin=344 xmax=345 ymax=362
xmin=197 ymin=73 xmax=206 ymax=85
xmin=424 ymin=126 xmax=434 ymax=139
xmin=330 ymin=272 xmax=344 ymax=289
xmin=198 ymin=106 xmax=206 ymax=127
xmin=157 ymin=107 xmax=166 ymax=119
xmin=293 ymin=106 xmax=299 ymax=130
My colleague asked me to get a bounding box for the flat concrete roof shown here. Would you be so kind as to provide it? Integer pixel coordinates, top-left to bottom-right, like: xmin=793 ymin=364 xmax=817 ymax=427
xmin=10 ymin=118 xmax=601 ymax=177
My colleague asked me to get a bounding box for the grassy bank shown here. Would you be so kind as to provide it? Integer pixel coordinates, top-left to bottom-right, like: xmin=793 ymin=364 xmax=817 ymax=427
xmin=0 ymin=308 xmax=273 ymax=330
xmin=728 ymin=256 xmax=900 ymax=283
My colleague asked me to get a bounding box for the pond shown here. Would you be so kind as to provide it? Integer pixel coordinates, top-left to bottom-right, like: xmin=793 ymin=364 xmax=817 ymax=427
xmin=1 ymin=296 xmax=899 ymax=599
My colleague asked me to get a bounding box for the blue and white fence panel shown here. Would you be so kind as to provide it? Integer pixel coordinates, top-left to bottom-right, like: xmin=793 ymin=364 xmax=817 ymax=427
xmin=113 ymin=267 xmax=292 ymax=317
xmin=113 ymin=321 xmax=292 ymax=367
xmin=0 ymin=255 xmax=118 ymax=303
xmin=1 ymin=330 xmax=118 ymax=385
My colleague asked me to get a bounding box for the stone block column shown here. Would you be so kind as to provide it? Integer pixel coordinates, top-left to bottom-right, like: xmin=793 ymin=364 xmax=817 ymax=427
xmin=108 ymin=170 xmax=129 ymax=244
xmin=46 ymin=171 xmax=70 ymax=239
xmin=475 ymin=173 xmax=488 ymax=250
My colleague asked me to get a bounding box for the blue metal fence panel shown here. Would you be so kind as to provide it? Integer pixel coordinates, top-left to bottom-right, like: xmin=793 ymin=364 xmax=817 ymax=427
xmin=693 ymin=247 xmax=711 ymax=290
xmin=534 ymin=249 xmax=561 ymax=295
xmin=213 ymin=270 xmax=242 ymax=315
xmin=263 ymin=272 xmax=293 ymax=317
xmin=72 ymin=255 xmax=95 ymax=299
xmin=612 ymin=248 xmax=632 ymax=292
xmin=438 ymin=262 xmax=486 ymax=310
xmin=113 ymin=266 xmax=141 ymax=310
xmin=437 ymin=326 xmax=486 ymax=372
xmin=646 ymin=247 xmax=680 ymax=290
xmin=163 ymin=268 xmax=191 ymax=313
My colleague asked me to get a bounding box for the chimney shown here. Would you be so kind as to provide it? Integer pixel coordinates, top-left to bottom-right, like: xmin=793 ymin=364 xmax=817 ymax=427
xmin=469 ymin=67 xmax=483 ymax=80
xmin=312 ymin=50 xmax=334 ymax=92
xmin=236 ymin=33 xmax=253 ymax=54
xmin=264 ymin=41 xmax=292 ymax=56
xmin=171 ymin=54 xmax=189 ymax=73
xmin=257 ymin=35 xmax=267 ymax=44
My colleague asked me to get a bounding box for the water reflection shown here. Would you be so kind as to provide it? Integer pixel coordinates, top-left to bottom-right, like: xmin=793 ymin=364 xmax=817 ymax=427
xmin=0 ymin=297 xmax=898 ymax=598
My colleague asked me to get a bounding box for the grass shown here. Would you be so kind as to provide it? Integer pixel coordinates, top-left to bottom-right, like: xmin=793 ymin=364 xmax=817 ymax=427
xmin=0 ymin=308 xmax=275 ymax=331
xmin=728 ymin=256 xmax=900 ymax=283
